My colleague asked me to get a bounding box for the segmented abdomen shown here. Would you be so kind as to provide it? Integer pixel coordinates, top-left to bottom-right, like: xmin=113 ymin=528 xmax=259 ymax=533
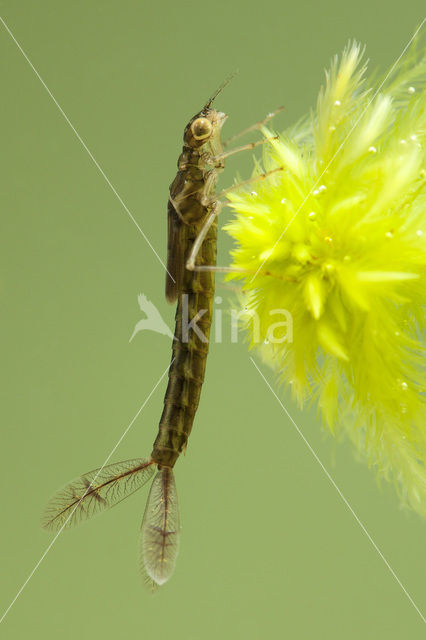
xmin=151 ymin=219 xmax=217 ymax=467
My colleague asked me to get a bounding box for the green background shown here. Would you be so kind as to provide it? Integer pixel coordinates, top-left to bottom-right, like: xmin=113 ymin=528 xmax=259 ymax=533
xmin=0 ymin=1 xmax=424 ymax=638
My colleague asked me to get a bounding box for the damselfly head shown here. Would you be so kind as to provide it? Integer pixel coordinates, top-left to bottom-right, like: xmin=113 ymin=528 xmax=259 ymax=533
xmin=183 ymin=73 xmax=234 ymax=149
xmin=184 ymin=109 xmax=227 ymax=149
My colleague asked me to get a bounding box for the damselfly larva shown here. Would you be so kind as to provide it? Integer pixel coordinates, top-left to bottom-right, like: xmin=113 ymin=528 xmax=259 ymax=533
xmin=42 ymin=81 xmax=283 ymax=586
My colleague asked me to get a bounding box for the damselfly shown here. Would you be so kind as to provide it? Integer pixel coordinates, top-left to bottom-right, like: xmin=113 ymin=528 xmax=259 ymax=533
xmin=42 ymin=81 xmax=283 ymax=586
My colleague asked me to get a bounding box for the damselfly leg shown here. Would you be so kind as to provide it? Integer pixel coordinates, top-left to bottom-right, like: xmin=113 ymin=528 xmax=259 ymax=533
xmin=214 ymin=136 xmax=278 ymax=162
xmin=185 ymin=106 xmax=285 ymax=277
xmin=222 ymin=105 xmax=285 ymax=147
xmin=186 ymin=166 xmax=285 ymax=278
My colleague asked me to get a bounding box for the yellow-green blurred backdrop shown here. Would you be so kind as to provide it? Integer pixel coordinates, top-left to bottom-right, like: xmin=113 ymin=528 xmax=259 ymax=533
xmin=0 ymin=1 xmax=424 ymax=638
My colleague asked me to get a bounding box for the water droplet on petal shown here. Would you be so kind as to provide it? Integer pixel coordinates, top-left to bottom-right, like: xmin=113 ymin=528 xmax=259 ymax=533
xmin=318 ymin=185 xmax=327 ymax=192
xmin=401 ymin=381 xmax=408 ymax=391
xmin=385 ymin=231 xmax=394 ymax=239
xmin=280 ymin=198 xmax=286 ymax=204
xmin=368 ymin=146 xmax=377 ymax=154
xmin=250 ymin=191 xmax=258 ymax=196
xmin=416 ymin=229 xmax=423 ymax=237
xmin=408 ymin=86 xmax=415 ymax=94
xmin=260 ymin=248 xmax=273 ymax=261
xmin=313 ymin=189 xmax=320 ymax=195
xmin=334 ymin=100 xmax=341 ymax=106
xmin=308 ymin=211 xmax=317 ymax=220
xmin=400 ymin=139 xmax=407 ymax=145
xmin=325 ymin=236 xmax=333 ymax=244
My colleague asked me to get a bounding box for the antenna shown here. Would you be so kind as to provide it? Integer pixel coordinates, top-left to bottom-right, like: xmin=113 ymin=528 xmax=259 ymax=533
xmin=204 ymin=71 xmax=238 ymax=109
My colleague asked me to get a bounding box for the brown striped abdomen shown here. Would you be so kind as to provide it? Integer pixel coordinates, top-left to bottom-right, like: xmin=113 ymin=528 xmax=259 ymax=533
xmin=151 ymin=220 xmax=217 ymax=467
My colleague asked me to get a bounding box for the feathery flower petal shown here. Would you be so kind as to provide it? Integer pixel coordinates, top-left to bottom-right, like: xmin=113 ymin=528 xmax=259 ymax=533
xmin=225 ymin=39 xmax=426 ymax=515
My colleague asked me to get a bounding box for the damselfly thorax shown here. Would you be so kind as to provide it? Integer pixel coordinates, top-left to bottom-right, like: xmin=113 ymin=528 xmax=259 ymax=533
xmin=42 ymin=82 xmax=284 ymax=587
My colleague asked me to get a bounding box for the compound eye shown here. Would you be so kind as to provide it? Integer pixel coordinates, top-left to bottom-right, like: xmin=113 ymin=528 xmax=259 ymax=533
xmin=191 ymin=117 xmax=213 ymax=140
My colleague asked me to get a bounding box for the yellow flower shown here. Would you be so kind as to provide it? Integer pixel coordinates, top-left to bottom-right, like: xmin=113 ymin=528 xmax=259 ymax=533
xmin=225 ymin=41 xmax=426 ymax=515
